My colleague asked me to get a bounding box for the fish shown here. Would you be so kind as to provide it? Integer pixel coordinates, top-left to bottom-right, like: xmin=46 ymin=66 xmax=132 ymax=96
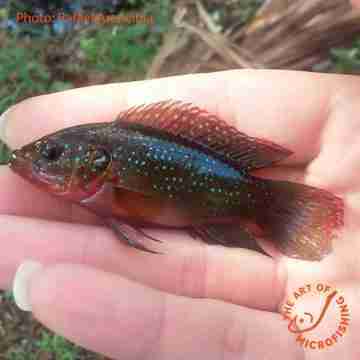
xmin=9 ymin=100 xmax=344 ymax=261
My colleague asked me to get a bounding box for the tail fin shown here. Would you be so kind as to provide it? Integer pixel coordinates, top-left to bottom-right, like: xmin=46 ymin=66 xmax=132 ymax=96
xmin=255 ymin=179 xmax=344 ymax=261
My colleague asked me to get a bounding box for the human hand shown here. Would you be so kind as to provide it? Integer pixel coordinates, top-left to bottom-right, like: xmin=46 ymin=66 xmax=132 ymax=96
xmin=1 ymin=68 xmax=360 ymax=359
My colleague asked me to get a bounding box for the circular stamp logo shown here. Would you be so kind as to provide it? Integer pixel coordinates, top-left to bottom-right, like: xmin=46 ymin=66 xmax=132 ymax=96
xmin=281 ymin=283 xmax=350 ymax=350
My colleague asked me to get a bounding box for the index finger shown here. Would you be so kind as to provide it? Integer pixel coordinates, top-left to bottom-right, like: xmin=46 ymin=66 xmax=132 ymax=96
xmin=3 ymin=69 xmax=358 ymax=165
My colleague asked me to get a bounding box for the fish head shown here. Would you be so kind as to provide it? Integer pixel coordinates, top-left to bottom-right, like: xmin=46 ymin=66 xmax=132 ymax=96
xmin=9 ymin=124 xmax=112 ymax=200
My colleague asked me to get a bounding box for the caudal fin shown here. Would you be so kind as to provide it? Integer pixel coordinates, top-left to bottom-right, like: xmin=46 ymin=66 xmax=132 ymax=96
xmin=255 ymin=179 xmax=344 ymax=261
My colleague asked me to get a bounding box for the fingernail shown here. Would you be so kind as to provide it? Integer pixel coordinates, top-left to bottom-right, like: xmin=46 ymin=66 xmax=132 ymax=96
xmin=0 ymin=106 xmax=13 ymax=145
xmin=13 ymin=260 xmax=44 ymax=311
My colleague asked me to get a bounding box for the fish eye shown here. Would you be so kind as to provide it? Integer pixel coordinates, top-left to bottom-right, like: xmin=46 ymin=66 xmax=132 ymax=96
xmin=91 ymin=148 xmax=111 ymax=171
xmin=40 ymin=142 xmax=64 ymax=162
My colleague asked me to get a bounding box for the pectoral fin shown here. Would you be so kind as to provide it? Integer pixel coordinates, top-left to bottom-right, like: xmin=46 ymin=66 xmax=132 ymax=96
xmin=107 ymin=218 xmax=162 ymax=254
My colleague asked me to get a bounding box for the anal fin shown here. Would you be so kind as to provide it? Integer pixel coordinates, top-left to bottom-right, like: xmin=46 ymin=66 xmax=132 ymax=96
xmin=192 ymin=223 xmax=268 ymax=256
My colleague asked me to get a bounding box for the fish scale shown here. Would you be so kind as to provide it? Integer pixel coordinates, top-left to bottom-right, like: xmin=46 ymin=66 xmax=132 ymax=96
xmin=9 ymin=100 xmax=344 ymax=261
xmin=108 ymin=127 xmax=252 ymax=216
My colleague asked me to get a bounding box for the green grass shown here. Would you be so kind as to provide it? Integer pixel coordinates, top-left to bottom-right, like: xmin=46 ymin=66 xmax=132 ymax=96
xmin=80 ymin=0 xmax=171 ymax=76
xmin=0 ymin=35 xmax=70 ymax=115
xmin=6 ymin=330 xmax=81 ymax=360
xmin=3 ymin=290 xmax=14 ymax=301
xmin=331 ymin=37 xmax=360 ymax=74
xmin=0 ymin=0 xmax=171 ymax=110
xmin=6 ymin=349 xmax=36 ymax=360
xmin=36 ymin=331 xmax=81 ymax=360
xmin=205 ymin=0 xmax=264 ymax=29
xmin=1 ymin=290 xmax=87 ymax=360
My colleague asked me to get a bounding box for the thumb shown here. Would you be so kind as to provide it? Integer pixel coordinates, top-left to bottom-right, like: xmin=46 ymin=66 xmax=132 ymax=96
xmin=351 ymin=0 xmax=360 ymax=8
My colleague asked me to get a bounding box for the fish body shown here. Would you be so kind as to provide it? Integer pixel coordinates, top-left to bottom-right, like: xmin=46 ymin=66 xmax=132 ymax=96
xmin=9 ymin=101 xmax=344 ymax=260
xmin=95 ymin=123 xmax=257 ymax=224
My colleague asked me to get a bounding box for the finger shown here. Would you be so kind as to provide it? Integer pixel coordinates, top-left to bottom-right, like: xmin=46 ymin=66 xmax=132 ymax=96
xmin=3 ymin=70 xmax=360 ymax=165
xmin=0 ymin=215 xmax=286 ymax=311
xmin=0 ymin=167 xmax=99 ymax=224
xmin=26 ymin=263 xmax=302 ymax=360
xmin=351 ymin=0 xmax=360 ymax=8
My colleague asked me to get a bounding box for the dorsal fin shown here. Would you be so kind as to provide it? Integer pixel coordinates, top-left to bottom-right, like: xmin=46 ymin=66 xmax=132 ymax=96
xmin=115 ymin=100 xmax=292 ymax=171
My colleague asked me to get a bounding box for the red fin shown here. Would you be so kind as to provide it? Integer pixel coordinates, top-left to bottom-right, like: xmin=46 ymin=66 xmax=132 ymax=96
xmin=116 ymin=100 xmax=292 ymax=170
xmin=192 ymin=224 xmax=268 ymax=256
xmin=255 ymin=180 xmax=344 ymax=261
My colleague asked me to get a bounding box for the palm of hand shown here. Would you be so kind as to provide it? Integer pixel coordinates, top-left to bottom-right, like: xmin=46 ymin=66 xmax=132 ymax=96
xmin=1 ymin=70 xmax=360 ymax=359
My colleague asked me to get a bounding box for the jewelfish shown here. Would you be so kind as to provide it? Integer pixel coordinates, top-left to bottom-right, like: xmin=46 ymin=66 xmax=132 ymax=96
xmin=9 ymin=100 xmax=344 ymax=260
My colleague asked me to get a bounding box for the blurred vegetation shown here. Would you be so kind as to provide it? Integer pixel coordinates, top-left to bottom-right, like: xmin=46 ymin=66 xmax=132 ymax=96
xmin=0 ymin=0 xmax=171 ymax=114
xmin=331 ymin=38 xmax=360 ymax=74
xmin=0 ymin=35 xmax=72 ymax=114
xmin=0 ymin=0 xmax=171 ymax=165
xmin=207 ymin=0 xmax=264 ymax=28
xmin=80 ymin=1 xmax=170 ymax=75
xmin=6 ymin=331 xmax=80 ymax=360
xmin=1 ymin=290 xmax=98 ymax=360
xmin=0 ymin=0 xmax=360 ymax=359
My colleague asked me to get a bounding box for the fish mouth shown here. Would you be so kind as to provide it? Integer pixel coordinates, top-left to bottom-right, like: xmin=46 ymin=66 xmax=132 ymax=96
xmin=9 ymin=149 xmax=93 ymax=200
xmin=9 ymin=149 xmax=66 ymax=193
xmin=9 ymin=150 xmax=32 ymax=176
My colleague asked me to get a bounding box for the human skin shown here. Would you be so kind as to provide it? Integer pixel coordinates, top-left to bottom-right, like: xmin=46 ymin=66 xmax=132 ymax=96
xmin=1 ymin=68 xmax=360 ymax=359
